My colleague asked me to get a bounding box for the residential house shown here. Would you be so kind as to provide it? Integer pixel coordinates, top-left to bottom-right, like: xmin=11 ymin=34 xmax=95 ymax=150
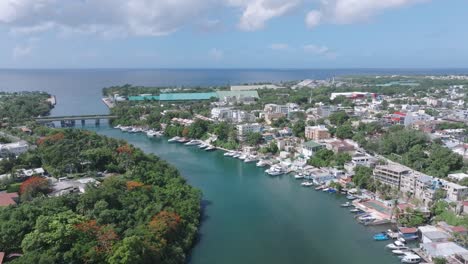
xmin=0 ymin=141 xmax=29 ymax=157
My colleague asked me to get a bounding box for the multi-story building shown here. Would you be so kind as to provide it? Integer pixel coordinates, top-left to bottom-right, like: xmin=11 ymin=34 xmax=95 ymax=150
xmin=317 ymin=105 xmax=337 ymax=118
xmin=373 ymin=164 xmax=411 ymax=189
xmin=404 ymin=111 xmax=434 ymax=127
xmin=264 ymin=104 xmax=290 ymax=115
xmin=443 ymin=181 xmax=468 ymax=202
xmin=301 ymin=140 xmax=324 ymax=157
xmin=236 ymin=123 xmax=262 ymax=141
xmin=305 ymin=125 xmax=330 ymax=141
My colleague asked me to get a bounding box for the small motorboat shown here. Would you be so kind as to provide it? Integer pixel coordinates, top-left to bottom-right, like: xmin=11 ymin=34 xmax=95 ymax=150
xmin=301 ymin=181 xmax=314 ymax=187
xmin=294 ymin=174 xmax=305 ymax=179
xmin=256 ymin=160 xmax=267 ymax=167
xmin=322 ymin=188 xmax=330 ymax=192
xmin=341 ymin=202 xmax=352 ymax=207
xmin=373 ymin=232 xmax=390 ymax=241
xmin=224 ymin=151 xmax=236 ymax=157
xmin=401 ymin=253 xmax=421 ymax=263
xmin=346 ymin=195 xmax=357 ymax=200
xmin=315 ymin=185 xmax=324 ymax=190
xmin=238 ymin=154 xmax=247 ymax=160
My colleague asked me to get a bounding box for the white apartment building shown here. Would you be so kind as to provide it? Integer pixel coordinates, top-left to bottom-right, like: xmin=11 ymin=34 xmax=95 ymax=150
xmin=236 ymin=123 xmax=262 ymax=141
xmin=373 ymin=164 xmax=411 ymax=189
xmin=403 ymin=111 xmax=434 ymax=127
xmin=0 ymin=141 xmax=29 ymax=156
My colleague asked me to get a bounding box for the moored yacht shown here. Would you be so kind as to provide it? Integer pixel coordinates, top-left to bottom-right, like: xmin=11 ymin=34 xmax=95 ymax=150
xmin=177 ymin=137 xmax=189 ymax=143
xmin=205 ymin=145 xmax=216 ymax=151
xmin=256 ymin=160 xmax=267 ymax=167
xmin=294 ymin=174 xmax=304 ymax=179
xmin=341 ymin=202 xmax=352 ymax=207
xmin=185 ymin=140 xmax=202 ymax=146
xmin=168 ymin=136 xmax=181 ymax=142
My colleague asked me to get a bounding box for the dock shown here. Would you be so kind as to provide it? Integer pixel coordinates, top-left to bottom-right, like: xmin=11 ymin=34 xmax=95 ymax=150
xmin=101 ymin=97 xmax=115 ymax=108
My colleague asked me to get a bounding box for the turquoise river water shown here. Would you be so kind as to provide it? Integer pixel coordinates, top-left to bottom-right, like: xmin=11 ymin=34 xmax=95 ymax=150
xmin=88 ymin=126 xmax=399 ymax=264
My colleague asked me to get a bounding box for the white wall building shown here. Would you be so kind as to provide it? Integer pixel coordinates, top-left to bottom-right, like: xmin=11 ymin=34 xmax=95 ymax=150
xmin=0 ymin=141 xmax=29 ymax=156
xmin=236 ymin=123 xmax=262 ymax=141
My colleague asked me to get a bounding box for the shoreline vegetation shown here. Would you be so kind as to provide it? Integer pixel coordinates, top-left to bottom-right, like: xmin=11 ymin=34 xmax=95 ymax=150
xmin=0 ymin=93 xmax=201 ymax=264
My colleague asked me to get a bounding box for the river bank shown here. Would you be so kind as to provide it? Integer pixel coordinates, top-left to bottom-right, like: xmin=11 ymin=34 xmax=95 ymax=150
xmin=87 ymin=125 xmax=400 ymax=264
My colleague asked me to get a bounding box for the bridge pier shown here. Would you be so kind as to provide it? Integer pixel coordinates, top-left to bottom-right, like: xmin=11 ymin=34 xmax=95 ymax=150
xmin=81 ymin=120 xmax=86 ymax=126
xmin=95 ymin=119 xmax=100 ymax=126
xmin=60 ymin=120 xmax=65 ymax=127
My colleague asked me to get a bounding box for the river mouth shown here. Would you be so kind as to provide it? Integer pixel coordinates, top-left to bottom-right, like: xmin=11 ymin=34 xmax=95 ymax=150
xmin=84 ymin=125 xmax=399 ymax=264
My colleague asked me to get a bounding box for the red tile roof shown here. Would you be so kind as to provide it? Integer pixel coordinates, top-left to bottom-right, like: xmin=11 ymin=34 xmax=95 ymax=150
xmin=399 ymin=227 xmax=418 ymax=234
xmin=0 ymin=192 xmax=18 ymax=207
xmin=451 ymin=226 xmax=467 ymax=233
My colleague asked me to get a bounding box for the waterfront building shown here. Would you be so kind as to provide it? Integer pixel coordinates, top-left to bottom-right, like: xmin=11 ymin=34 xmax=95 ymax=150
xmin=301 ymin=140 xmax=324 ymax=157
xmin=230 ymin=84 xmax=283 ymax=91
xmin=304 ymin=125 xmax=330 ymax=141
xmin=236 ymin=123 xmax=262 ymax=141
xmin=0 ymin=141 xmax=29 ymax=157
xmin=216 ymin=91 xmax=259 ymax=105
xmin=421 ymin=242 xmax=468 ymax=261
xmin=418 ymin=225 xmax=451 ymax=244
xmin=373 ymin=164 xmax=411 ymax=189
xmin=308 ymin=168 xmax=335 ymax=184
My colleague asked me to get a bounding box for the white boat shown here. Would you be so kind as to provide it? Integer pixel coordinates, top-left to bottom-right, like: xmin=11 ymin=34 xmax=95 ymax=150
xmin=294 ymin=175 xmax=304 ymax=179
xmin=322 ymin=188 xmax=329 ymax=192
xmin=198 ymin=144 xmax=208 ymax=149
xmin=301 ymin=181 xmax=314 ymax=187
xmin=224 ymin=151 xmax=235 ymax=157
xmin=146 ymin=130 xmax=160 ymax=137
xmin=168 ymin=136 xmax=181 ymax=142
xmin=256 ymin=160 xmax=267 ymax=167
xmin=178 ymin=138 xmax=189 ymax=143
xmin=205 ymin=146 xmax=216 ymax=151
xmin=238 ymin=154 xmax=247 ymax=160
xmin=386 ymin=242 xmax=407 ymax=250
xmin=244 ymin=156 xmax=256 ymax=163
xmin=185 ymin=140 xmax=202 ymax=146
xmin=392 ymin=249 xmax=411 ymax=255
xmin=266 ymin=166 xmax=285 ymax=176
xmin=346 ymin=195 xmax=357 ymax=200
xmin=120 ymin=126 xmax=132 ymax=132
xmin=401 ymin=253 xmax=421 ymax=263
xmin=129 ymin=127 xmax=142 ymax=133
xmin=232 ymin=152 xmax=241 ymax=158
xmin=315 ymin=186 xmax=324 ymax=190
xmin=341 ymin=202 xmax=352 ymax=207
xmin=114 ymin=125 xmax=121 ymax=129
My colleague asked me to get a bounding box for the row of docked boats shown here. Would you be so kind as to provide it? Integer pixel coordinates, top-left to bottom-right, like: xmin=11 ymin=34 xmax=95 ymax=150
xmin=370 ymin=232 xmax=421 ymax=263
xmin=114 ymin=125 xmax=164 ymax=137
xmin=224 ymin=151 xmax=259 ymax=163
xmin=167 ymin=137 xmax=217 ymax=151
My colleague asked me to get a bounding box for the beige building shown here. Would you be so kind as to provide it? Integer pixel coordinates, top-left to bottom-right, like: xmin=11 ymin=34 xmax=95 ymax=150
xmin=305 ymin=126 xmax=331 ymax=141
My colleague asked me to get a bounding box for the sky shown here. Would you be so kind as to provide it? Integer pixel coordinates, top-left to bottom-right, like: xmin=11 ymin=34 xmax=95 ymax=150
xmin=0 ymin=0 xmax=467 ymax=69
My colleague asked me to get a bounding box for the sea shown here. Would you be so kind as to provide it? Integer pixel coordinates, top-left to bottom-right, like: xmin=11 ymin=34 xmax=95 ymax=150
xmin=1 ymin=68 xmax=467 ymax=264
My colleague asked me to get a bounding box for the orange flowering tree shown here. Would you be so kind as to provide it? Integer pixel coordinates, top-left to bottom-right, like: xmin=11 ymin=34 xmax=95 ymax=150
xmin=19 ymin=176 xmax=50 ymax=201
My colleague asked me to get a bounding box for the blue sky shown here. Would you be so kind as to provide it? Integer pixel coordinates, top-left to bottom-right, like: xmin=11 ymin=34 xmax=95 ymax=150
xmin=0 ymin=0 xmax=467 ymax=69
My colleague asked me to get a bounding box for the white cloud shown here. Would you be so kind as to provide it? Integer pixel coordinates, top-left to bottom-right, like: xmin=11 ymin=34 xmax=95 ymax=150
xmin=0 ymin=0 xmax=215 ymax=37
xmin=269 ymin=43 xmax=289 ymax=50
xmin=306 ymin=0 xmax=427 ymax=29
xmin=209 ymin=48 xmax=224 ymax=60
xmin=13 ymin=44 xmax=33 ymax=59
xmin=228 ymin=0 xmax=299 ymax=31
xmin=303 ymin=44 xmax=337 ymax=59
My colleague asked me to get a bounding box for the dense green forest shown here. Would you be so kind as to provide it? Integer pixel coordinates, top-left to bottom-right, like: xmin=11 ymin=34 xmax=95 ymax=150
xmin=0 ymin=92 xmax=53 ymax=123
xmin=0 ymin=127 xmax=201 ymax=262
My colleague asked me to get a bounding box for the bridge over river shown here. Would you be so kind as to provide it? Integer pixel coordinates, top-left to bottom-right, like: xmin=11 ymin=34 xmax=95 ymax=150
xmin=35 ymin=114 xmax=117 ymax=127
